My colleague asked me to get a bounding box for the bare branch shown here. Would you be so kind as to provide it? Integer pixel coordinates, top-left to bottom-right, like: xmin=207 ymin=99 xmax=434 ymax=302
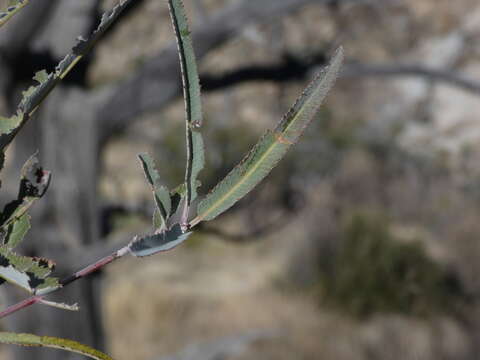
xmin=342 ymin=62 xmax=480 ymax=95
xmin=200 ymin=54 xmax=480 ymax=96
xmin=199 ymin=208 xmax=300 ymax=243
xmin=0 ymin=244 xmax=130 ymax=319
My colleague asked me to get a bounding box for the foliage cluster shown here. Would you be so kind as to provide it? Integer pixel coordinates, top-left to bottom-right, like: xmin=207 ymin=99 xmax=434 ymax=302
xmin=318 ymin=212 xmax=464 ymax=318
xmin=0 ymin=0 xmax=343 ymax=358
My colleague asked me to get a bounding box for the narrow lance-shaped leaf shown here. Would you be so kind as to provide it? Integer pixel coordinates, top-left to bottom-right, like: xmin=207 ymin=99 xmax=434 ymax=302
xmin=0 ymin=0 xmax=30 ymax=28
xmin=166 ymin=183 xmax=187 ymax=228
xmin=168 ymin=0 xmax=205 ymax=225
xmin=129 ymin=224 xmax=192 ymax=257
xmin=191 ymin=48 xmax=344 ymax=226
xmin=0 ymin=0 xmax=135 ymax=151
xmin=138 ymin=153 xmax=171 ymax=230
xmin=0 ymin=332 xmax=114 ymax=360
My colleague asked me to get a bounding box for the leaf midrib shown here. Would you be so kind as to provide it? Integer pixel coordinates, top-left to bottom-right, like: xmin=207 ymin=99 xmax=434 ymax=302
xmin=191 ymin=100 xmax=314 ymax=227
xmin=191 ymin=132 xmax=282 ymax=226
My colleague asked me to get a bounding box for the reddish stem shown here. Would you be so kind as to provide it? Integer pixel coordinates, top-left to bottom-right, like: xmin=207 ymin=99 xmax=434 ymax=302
xmin=60 ymin=250 xmax=121 ymax=287
xmin=0 ymin=295 xmax=43 ymax=318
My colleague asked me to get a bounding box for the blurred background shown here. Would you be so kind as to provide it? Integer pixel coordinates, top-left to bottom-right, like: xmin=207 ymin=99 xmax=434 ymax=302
xmin=1 ymin=0 xmax=480 ymax=359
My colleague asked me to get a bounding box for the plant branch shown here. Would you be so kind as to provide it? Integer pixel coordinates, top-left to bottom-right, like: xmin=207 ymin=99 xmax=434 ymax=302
xmin=200 ymin=52 xmax=480 ymax=95
xmin=199 ymin=210 xmax=297 ymax=243
xmin=48 ymin=55 xmax=480 ymax=278
xmin=0 ymin=245 xmax=130 ymax=319
xmin=59 ymin=245 xmax=130 ymax=287
xmin=342 ymin=62 xmax=480 ymax=95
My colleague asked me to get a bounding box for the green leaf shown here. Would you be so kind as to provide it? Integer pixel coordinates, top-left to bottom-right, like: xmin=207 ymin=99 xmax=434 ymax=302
xmin=191 ymin=48 xmax=344 ymax=226
xmin=0 ymin=154 xmax=51 ymax=230
xmin=168 ymin=0 xmax=203 ymax=128
xmin=188 ymin=131 xmax=205 ymax=203
xmin=19 ymin=70 xmax=55 ymax=115
xmin=0 ymin=0 xmax=30 ymax=28
xmin=2 ymin=213 xmax=30 ymax=248
xmin=0 ymin=0 xmax=134 ymax=151
xmin=0 ymin=332 xmax=114 ymax=360
xmin=129 ymin=224 xmax=191 ymax=257
xmin=138 ymin=153 xmax=161 ymax=186
xmin=152 ymin=209 xmax=164 ymax=230
xmin=138 ymin=153 xmax=171 ymax=229
xmin=168 ymin=0 xmax=205 ymax=216
xmin=55 ymin=0 xmax=135 ymax=81
xmin=0 ymin=110 xmax=24 ymax=136
xmin=0 ymin=246 xmax=59 ymax=294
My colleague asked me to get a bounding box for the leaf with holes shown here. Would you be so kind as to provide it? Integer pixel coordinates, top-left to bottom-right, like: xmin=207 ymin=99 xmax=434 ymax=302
xmin=2 ymin=213 xmax=30 ymax=249
xmin=0 ymin=246 xmax=58 ymax=294
xmin=0 ymin=154 xmax=50 ymax=230
xmin=168 ymin=0 xmax=205 ymax=224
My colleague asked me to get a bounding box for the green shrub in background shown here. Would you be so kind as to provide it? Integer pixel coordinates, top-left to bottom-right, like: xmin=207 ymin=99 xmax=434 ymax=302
xmin=319 ymin=212 xmax=464 ymax=318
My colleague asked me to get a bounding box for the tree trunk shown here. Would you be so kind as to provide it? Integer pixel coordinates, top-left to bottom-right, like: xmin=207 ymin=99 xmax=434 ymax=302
xmin=4 ymin=86 xmax=104 ymax=359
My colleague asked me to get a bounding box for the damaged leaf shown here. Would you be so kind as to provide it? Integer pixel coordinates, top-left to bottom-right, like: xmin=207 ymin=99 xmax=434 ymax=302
xmin=0 ymin=0 xmax=135 ymax=151
xmin=0 ymin=246 xmax=58 ymax=294
xmin=0 ymin=0 xmax=30 ymax=28
xmin=0 ymin=154 xmax=51 ymax=230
